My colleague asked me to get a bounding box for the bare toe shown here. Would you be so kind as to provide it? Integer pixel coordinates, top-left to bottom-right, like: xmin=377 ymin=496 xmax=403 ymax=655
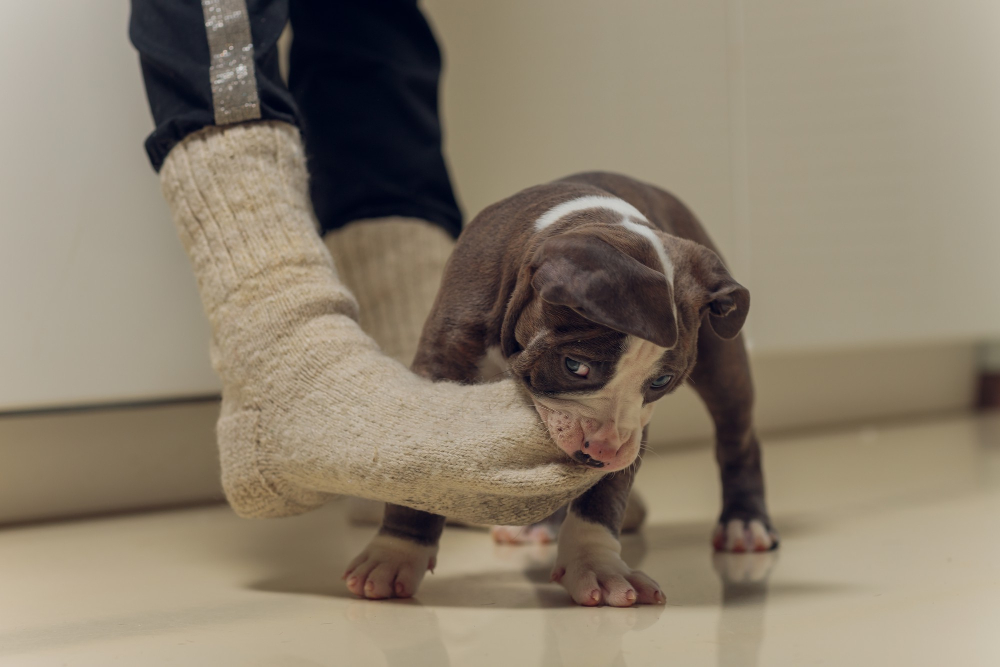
xmin=597 ymin=574 xmax=636 ymax=607
xmin=626 ymin=570 xmax=666 ymax=605
xmin=747 ymin=519 xmax=774 ymax=551
xmin=343 ymin=557 xmax=379 ymax=597
xmin=557 ymin=565 xmax=602 ymax=606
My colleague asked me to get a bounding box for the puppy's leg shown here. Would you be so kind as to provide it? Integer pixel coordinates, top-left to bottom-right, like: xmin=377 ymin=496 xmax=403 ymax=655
xmin=344 ymin=504 xmax=445 ymax=599
xmin=689 ymin=329 xmax=779 ymax=552
xmin=552 ymin=438 xmax=665 ymax=607
xmin=492 ymin=488 xmax=646 ymax=544
xmin=344 ymin=317 xmax=489 ymax=599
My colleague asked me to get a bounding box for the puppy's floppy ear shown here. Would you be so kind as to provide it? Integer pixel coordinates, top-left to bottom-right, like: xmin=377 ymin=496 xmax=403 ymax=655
xmin=688 ymin=244 xmax=750 ymax=340
xmin=530 ymin=232 xmax=678 ymax=348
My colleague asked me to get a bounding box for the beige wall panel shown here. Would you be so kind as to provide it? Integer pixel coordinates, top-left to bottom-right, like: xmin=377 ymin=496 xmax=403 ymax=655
xmin=647 ymin=342 xmax=976 ymax=446
xmin=736 ymin=0 xmax=1000 ymax=352
xmin=0 ymin=3 xmax=220 ymax=411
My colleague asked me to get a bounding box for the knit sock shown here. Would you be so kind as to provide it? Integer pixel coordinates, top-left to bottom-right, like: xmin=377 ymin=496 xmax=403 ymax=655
xmin=325 ymin=218 xmax=454 ymax=526
xmin=160 ymin=121 xmax=599 ymax=525
xmin=324 ymin=217 xmax=453 ymax=367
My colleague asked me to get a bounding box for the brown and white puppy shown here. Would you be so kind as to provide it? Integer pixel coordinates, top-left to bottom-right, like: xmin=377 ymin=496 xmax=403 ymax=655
xmin=343 ymin=172 xmax=778 ymax=606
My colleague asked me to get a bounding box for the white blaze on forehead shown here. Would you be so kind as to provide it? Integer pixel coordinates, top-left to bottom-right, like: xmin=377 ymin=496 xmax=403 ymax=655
xmin=620 ymin=217 xmax=678 ymax=325
xmin=534 ymin=195 xmax=648 ymax=231
xmin=560 ymin=335 xmax=665 ymax=425
xmin=605 ymin=336 xmax=666 ymax=403
xmin=533 ymin=195 xmax=674 ymax=287
xmin=620 ymin=219 xmax=674 ymax=286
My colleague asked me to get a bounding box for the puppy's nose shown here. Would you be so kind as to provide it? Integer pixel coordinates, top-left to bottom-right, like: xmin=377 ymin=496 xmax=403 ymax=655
xmin=578 ymin=439 xmax=621 ymax=465
xmin=578 ymin=422 xmax=627 ymax=465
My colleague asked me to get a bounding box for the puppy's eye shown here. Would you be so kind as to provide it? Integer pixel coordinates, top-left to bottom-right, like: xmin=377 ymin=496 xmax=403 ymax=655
xmin=650 ymin=374 xmax=673 ymax=388
xmin=565 ymin=358 xmax=590 ymax=377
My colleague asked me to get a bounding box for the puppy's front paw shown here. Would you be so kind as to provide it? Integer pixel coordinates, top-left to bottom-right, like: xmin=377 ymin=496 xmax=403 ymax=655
xmin=343 ymin=534 xmax=437 ymax=599
xmin=554 ymin=511 xmax=664 ymax=607
xmin=552 ymin=551 xmax=664 ymax=607
xmin=712 ymin=518 xmax=779 ymax=553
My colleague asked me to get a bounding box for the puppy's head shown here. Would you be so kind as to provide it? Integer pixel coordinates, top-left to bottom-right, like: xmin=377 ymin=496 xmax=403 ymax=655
xmin=501 ymin=223 xmax=748 ymax=472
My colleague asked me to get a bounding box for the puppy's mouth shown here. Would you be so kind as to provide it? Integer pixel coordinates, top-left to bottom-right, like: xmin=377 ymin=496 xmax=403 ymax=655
xmin=530 ymin=398 xmax=641 ymax=472
xmin=571 ymin=450 xmax=606 ymax=468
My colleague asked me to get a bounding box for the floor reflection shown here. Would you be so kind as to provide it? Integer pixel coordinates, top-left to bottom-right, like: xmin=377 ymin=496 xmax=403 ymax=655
xmin=542 ymin=604 xmax=666 ymax=667
xmin=712 ymin=551 xmax=778 ymax=667
xmin=344 ymin=599 xmax=452 ymax=667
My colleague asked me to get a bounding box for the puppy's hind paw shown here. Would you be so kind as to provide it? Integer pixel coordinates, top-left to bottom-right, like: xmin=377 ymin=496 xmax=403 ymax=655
xmin=491 ymin=523 xmax=559 ymax=544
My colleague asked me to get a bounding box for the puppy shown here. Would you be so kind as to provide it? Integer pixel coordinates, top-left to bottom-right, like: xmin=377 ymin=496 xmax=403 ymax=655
xmin=344 ymin=172 xmax=778 ymax=606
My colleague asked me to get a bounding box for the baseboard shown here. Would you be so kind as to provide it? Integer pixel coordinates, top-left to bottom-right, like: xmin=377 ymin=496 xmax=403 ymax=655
xmin=647 ymin=342 xmax=977 ymax=448
xmin=0 ymin=342 xmax=978 ymax=525
xmin=0 ymin=399 xmax=224 ymax=525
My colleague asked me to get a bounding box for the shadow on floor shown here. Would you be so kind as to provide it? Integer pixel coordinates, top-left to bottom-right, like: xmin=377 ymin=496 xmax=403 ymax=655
xmin=247 ymin=515 xmax=856 ymax=610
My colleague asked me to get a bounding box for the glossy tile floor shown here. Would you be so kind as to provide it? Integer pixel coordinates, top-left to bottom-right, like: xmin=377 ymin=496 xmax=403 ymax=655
xmin=3 ymin=414 xmax=999 ymax=666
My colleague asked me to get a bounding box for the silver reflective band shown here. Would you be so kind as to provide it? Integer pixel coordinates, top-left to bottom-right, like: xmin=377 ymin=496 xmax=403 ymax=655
xmin=202 ymin=0 xmax=261 ymax=125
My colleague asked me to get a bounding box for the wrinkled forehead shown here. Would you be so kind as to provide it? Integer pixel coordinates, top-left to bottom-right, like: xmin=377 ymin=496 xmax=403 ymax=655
xmin=516 ymin=299 xmax=627 ymax=354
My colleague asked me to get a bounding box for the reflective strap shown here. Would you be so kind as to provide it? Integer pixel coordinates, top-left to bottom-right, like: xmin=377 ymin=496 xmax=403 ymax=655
xmin=201 ymin=0 xmax=261 ymax=125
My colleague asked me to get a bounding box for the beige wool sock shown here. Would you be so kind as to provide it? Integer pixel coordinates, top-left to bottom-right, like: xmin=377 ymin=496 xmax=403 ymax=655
xmin=325 ymin=219 xmax=454 ymax=526
xmin=160 ymin=121 xmax=600 ymax=525
xmin=324 ymin=218 xmax=453 ymax=367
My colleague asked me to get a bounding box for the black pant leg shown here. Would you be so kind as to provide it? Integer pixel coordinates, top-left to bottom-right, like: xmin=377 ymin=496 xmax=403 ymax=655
xmin=288 ymin=0 xmax=462 ymax=237
xmin=130 ymin=0 xmax=298 ymax=171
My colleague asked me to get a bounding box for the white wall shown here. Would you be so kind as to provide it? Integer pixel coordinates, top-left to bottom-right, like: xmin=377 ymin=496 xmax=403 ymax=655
xmin=0 ymin=3 xmax=220 ymax=411
xmin=2 ymin=1 xmax=999 ymax=412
